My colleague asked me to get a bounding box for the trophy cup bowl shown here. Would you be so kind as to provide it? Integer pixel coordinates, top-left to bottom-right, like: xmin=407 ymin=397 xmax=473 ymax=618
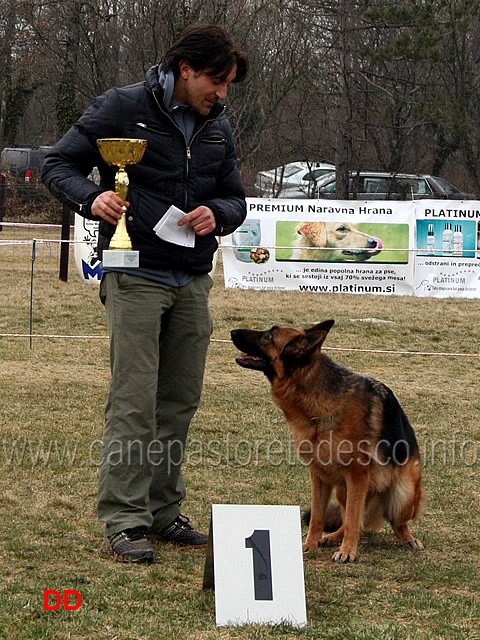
xmin=97 ymin=138 xmax=147 ymax=250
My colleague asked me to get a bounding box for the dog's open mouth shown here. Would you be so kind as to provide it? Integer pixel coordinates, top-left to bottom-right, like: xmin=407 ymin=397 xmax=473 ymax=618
xmin=235 ymin=354 xmax=268 ymax=370
xmin=367 ymin=236 xmax=383 ymax=255
xmin=342 ymin=236 xmax=383 ymax=258
xmin=231 ymin=329 xmax=274 ymax=375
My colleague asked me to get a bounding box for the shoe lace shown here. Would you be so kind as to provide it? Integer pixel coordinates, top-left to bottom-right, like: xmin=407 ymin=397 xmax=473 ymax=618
xmin=124 ymin=526 xmax=147 ymax=541
xmin=176 ymin=514 xmax=193 ymax=530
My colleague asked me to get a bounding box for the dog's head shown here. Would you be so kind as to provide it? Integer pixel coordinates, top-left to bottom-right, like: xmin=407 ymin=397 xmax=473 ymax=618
xmin=231 ymin=320 xmax=334 ymax=381
xmin=295 ymin=221 xmax=382 ymax=261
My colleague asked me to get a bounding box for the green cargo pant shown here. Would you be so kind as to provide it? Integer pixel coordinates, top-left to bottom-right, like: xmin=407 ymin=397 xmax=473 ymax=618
xmin=97 ymin=271 xmax=213 ymax=537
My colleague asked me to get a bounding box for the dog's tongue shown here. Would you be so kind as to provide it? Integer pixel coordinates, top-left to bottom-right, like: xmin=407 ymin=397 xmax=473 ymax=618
xmin=368 ymin=236 xmax=383 ymax=253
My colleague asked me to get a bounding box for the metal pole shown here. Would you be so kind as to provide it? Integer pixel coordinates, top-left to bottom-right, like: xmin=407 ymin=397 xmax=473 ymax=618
xmin=59 ymin=204 xmax=71 ymax=281
xmin=30 ymin=239 xmax=36 ymax=349
xmin=0 ymin=173 xmax=6 ymax=232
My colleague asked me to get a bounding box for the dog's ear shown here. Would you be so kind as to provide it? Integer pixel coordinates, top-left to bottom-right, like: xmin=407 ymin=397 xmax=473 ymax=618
xmin=281 ymin=327 xmax=330 ymax=358
xmin=306 ymin=319 xmax=335 ymax=335
xmin=296 ymin=221 xmax=326 ymax=248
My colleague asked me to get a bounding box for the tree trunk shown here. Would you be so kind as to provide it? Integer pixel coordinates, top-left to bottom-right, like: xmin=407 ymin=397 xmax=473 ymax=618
xmin=56 ymin=0 xmax=82 ymax=136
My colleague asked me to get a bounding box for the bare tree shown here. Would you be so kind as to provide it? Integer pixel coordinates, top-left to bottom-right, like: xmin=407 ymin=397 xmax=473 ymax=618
xmin=0 ymin=0 xmax=37 ymax=146
xmin=439 ymin=0 xmax=480 ymax=190
xmin=3 ymin=0 xmax=480 ymax=195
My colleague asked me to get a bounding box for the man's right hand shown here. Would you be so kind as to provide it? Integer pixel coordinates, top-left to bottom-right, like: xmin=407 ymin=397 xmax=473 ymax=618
xmin=91 ymin=191 xmax=129 ymax=224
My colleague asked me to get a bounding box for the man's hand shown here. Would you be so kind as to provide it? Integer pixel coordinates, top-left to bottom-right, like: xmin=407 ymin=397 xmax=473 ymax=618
xmin=91 ymin=191 xmax=129 ymax=225
xmin=179 ymin=206 xmax=216 ymax=236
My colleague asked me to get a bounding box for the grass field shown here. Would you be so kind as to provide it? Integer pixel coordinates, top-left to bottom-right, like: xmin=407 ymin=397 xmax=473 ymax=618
xmin=0 ymin=226 xmax=479 ymax=639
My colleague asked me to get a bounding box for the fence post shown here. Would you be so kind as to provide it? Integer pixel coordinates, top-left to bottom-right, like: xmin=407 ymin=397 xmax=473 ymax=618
xmin=59 ymin=204 xmax=72 ymax=281
xmin=0 ymin=174 xmax=6 ymax=231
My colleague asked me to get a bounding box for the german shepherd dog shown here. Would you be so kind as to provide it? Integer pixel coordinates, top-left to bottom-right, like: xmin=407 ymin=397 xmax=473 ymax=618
xmin=231 ymin=320 xmax=425 ymax=563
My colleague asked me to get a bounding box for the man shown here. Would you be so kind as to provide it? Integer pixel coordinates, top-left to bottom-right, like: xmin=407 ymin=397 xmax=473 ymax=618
xmin=42 ymin=24 xmax=249 ymax=563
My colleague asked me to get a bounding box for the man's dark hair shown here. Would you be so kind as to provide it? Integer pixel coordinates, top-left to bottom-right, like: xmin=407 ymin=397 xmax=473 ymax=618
xmin=161 ymin=23 xmax=248 ymax=83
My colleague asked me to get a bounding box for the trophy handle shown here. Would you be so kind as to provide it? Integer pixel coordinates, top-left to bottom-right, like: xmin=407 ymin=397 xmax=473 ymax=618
xmin=115 ymin=168 xmax=129 ymax=203
xmin=110 ymin=166 xmax=132 ymax=250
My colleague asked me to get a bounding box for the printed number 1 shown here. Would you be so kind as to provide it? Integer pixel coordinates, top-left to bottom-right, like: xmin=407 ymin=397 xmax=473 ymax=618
xmin=245 ymin=529 xmax=273 ymax=600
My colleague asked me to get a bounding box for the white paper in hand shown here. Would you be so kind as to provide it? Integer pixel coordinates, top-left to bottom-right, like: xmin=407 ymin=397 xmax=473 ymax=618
xmin=153 ymin=205 xmax=195 ymax=248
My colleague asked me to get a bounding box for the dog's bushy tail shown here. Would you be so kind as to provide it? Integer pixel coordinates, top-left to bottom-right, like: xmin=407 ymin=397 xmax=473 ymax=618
xmin=302 ymin=503 xmax=342 ymax=532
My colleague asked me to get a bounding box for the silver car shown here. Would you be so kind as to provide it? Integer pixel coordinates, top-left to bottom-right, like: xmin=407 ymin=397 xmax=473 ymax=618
xmin=255 ymin=160 xmax=335 ymax=198
xmin=289 ymin=171 xmax=473 ymax=200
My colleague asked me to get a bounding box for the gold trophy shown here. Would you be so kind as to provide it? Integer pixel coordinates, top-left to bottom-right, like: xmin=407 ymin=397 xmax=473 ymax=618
xmin=97 ymin=138 xmax=147 ymax=267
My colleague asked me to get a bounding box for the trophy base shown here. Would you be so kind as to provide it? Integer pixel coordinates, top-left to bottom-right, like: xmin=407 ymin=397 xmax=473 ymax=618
xmin=102 ymin=250 xmax=139 ymax=268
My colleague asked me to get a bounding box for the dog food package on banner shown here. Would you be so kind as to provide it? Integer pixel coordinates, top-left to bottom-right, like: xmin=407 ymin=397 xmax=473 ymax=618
xmin=231 ymin=219 xmax=262 ymax=262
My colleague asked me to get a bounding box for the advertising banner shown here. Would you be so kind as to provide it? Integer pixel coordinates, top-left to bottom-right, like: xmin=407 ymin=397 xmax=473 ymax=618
xmin=222 ymin=198 xmax=415 ymax=295
xmin=74 ymin=214 xmax=102 ymax=283
xmin=413 ymin=200 xmax=480 ymax=298
xmin=72 ymin=198 xmax=480 ymax=298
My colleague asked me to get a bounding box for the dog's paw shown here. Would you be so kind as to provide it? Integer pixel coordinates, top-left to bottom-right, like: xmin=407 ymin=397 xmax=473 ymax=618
xmin=406 ymin=538 xmax=424 ymax=551
xmin=302 ymin=541 xmax=320 ymax=554
xmin=318 ymin=534 xmax=342 ymax=547
xmin=332 ymin=550 xmax=357 ymax=563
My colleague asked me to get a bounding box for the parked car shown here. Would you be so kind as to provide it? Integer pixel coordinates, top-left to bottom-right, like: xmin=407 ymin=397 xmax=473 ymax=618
xmin=1 ymin=146 xmax=52 ymax=183
xmin=279 ymin=171 xmax=473 ymax=200
xmin=0 ymin=146 xmax=54 ymax=212
xmin=255 ymin=160 xmax=335 ymax=198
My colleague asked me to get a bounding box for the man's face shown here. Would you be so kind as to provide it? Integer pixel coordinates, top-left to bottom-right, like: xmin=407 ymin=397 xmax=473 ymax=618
xmin=174 ymin=62 xmax=237 ymax=116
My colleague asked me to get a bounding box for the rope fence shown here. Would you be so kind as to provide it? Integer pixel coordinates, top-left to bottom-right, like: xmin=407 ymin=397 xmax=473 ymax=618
xmin=1 ymin=222 xmax=480 ymax=358
xmin=0 ymin=333 xmax=479 ymax=359
xmin=1 ymin=222 xmax=477 ymax=253
xmin=3 ymin=237 xmax=476 ymax=253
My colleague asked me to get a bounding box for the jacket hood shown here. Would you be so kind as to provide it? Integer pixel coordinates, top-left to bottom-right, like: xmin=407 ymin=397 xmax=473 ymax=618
xmin=157 ymin=66 xmax=175 ymax=110
xmin=145 ymin=65 xmax=225 ymax=120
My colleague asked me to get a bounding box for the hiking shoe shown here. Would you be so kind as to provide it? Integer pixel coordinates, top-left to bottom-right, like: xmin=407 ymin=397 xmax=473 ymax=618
xmin=149 ymin=515 xmax=208 ymax=548
xmin=101 ymin=526 xmax=154 ymax=563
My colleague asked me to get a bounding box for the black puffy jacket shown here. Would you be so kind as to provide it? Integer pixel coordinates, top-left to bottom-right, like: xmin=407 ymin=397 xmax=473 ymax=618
xmin=42 ymin=66 xmax=246 ymax=274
